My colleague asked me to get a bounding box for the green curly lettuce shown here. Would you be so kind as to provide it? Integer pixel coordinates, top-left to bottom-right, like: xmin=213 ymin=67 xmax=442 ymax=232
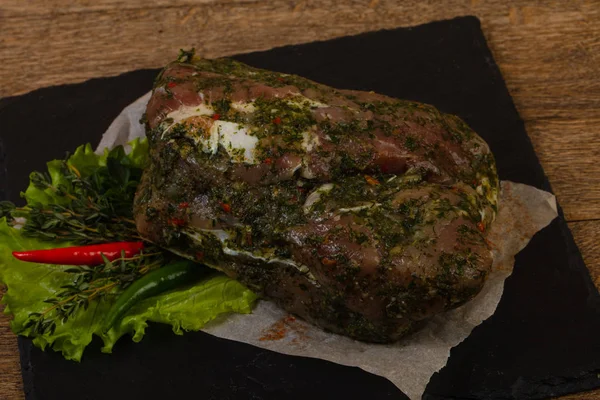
xmin=0 ymin=139 xmax=257 ymax=361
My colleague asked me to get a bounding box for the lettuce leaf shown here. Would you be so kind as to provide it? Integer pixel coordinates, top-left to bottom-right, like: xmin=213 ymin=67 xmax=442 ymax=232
xmin=22 ymin=138 xmax=147 ymax=207
xmin=0 ymin=140 xmax=257 ymax=361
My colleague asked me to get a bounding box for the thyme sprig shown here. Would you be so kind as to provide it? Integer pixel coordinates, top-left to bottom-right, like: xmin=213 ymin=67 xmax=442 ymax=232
xmin=23 ymin=248 xmax=168 ymax=336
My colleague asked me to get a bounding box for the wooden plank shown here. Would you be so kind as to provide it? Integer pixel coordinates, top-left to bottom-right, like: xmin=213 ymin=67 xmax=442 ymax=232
xmin=560 ymin=389 xmax=600 ymax=400
xmin=526 ymin=118 xmax=600 ymax=221
xmin=0 ymin=1 xmax=595 ymax=97
xmin=571 ymin=220 xmax=600 ymax=289
xmin=0 ymin=288 xmax=22 ymax=400
xmin=0 ymin=0 xmax=258 ymax=16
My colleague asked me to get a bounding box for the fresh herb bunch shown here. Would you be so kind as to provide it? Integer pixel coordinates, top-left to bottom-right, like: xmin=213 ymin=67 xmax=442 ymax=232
xmin=4 ymin=146 xmax=142 ymax=243
xmin=2 ymin=145 xmax=175 ymax=335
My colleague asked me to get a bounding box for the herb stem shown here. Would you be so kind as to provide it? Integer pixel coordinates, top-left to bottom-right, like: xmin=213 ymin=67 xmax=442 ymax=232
xmin=41 ymin=294 xmax=79 ymax=316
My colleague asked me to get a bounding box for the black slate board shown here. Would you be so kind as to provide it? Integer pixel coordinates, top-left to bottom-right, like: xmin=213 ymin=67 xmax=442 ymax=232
xmin=1 ymin=16 xmax=599 ymax=400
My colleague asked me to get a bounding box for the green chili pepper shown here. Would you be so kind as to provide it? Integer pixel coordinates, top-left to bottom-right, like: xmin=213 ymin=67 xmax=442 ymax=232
xmin=103 ymin=260 xmax=207 ymax=332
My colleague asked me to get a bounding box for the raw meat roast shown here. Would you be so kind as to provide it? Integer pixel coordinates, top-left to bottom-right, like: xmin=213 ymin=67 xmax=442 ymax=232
xmin=134 ymin=50 xmax=499 ymax=342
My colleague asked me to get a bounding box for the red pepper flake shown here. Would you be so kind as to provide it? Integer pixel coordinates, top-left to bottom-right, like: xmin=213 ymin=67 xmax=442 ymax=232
xmin=364 ymin=175 xmax=380 ymax=186
xmin=168 ymin=217 xmax=186 ymax=227
xmin=220 ymin=202 xmax=231 ymax=213
xmin=211 ymin=113 xmax=220 ymax=120
xmin=321 ymin=257 xmax=337 ymax=266
xmin=195 ymin=251 xmax=204 ymax=261
xmin=472 ymin=179 xmax=478 ymax=186
xmin=477 ymin=222 xmax=486 ymax=233
xmin=178 ymin=202 xmax=189 ymax=209
xmin=272 ymin=117 xmax=282 ymax=125
xmin=167 ymin=82 xmax=177 ymax=88
xmin=291 ymin=195 xmax=298 ymax=202
xmin=276 ymin=77 xmax=285 ymax=83
xmin=297 ymin=187 xmax=306 ymax=193
xmin=263 ymin=157 xmax=273 ymax=165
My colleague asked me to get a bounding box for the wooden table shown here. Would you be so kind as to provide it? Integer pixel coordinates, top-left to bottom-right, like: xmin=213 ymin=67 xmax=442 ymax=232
xmin=1 ymin=1 xmax=598 ymax=398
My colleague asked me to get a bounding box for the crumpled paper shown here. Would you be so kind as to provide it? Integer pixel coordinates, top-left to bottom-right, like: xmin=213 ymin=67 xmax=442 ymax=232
xmin=98 ymin=92 xmax=558 ymax=400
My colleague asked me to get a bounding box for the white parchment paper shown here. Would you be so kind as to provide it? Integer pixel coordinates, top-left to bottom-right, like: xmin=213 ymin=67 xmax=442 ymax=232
xmin=98 ymin=92 xmax=558 ymax=399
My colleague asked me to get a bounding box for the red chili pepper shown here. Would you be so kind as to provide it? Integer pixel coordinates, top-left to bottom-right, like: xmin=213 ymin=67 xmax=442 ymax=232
xmin=12 ymin=242 xmax=144 ymax=266
xmin=167 ymin=82 xmax=177 ymax=88
xmin=220 ymin=202 xmax=231 ymax=213
xmin=168 ymin=217 xmax=186 ymax=227
xmin=263 ymin=158 xmax=273 ymax=165
xmin=477 ymin=222 xmax=486 ymax=233
xmin=272 ymin=117 xmax=282 ymax=125
xmin=178 ymin=202 xmax=189 ymax=209
xmin=212 ymin=113 xmax=220 ymax=120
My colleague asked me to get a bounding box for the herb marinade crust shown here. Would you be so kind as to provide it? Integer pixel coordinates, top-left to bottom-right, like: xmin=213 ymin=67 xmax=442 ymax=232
xmin=134 ymin=51 xmax=499 ymax=342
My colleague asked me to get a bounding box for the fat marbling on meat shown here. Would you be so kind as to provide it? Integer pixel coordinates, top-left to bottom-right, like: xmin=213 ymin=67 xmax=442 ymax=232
xmin=134 ymin=50 xmax=499 ymax=342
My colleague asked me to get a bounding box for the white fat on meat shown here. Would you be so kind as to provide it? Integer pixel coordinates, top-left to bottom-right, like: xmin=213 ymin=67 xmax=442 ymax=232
xmin=163 ymin=102 xmax=259 ymax=163
xmin=303 ymin=184 xmax=334 ymax=213
xmin=230 ymin=102 xmax=257 ymax=113
xmin=162 ymin=94 xmax=328 ymax=166
xmin=183 ymin=229 xmax=318 ymax=284
xmin=211 ymin=121 xmax=259 ymax=163
xmin=164 ymin=103 xmax=214 ymax=123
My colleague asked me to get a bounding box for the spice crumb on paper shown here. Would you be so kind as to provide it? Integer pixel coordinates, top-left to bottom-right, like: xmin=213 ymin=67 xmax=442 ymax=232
xmin=259 ymin=315 xmax=311 ymax=345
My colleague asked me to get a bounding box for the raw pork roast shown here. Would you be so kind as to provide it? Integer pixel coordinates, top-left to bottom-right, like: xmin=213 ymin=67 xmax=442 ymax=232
xmin=134 ymin=50 xmax=499 ymax=342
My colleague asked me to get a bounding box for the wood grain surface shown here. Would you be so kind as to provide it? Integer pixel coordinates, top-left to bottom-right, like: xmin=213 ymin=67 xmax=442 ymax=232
xmin=1 ymin=1 xmax=599 ymax=399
